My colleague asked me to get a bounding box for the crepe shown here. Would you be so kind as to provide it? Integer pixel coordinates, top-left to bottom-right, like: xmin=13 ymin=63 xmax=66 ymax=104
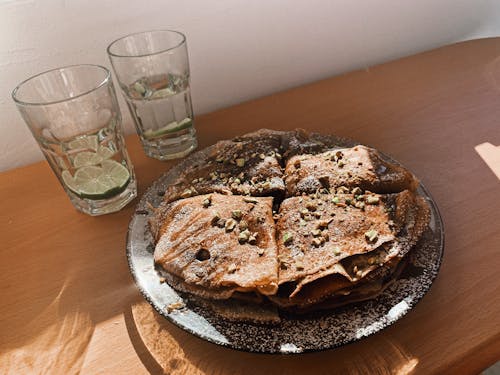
xmin=280 ymin=128 xmax=354 ymax=159
xmin=269 ymin=256 xmax=409 ymax=312
xmin=153 ymin=193 xmax=279 ymax=299
xmin=270 ymin=188 xmax=430 ymax=310
xmin=160 ymin=129 xmax=286 ymax=203
xmin=150 ymin=129 xmax=431 ymax=318
xmin=284 ymin=145 xmax=418 ymax=196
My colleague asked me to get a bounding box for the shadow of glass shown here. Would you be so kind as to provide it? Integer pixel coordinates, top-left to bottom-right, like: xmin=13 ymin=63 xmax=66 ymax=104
xmin=0 ymin=206 xmax=144 ymax=358
xmin=126 ymin=300 xmax=419 ymax=375
xmin=0 ymin=257 xmax=142 ymax=374
xmin=0 ymin=279 xmax=94 ymax=375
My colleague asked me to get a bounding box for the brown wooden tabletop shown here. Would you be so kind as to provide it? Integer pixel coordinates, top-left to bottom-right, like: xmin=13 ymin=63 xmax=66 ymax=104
xmin=1 ymin=38 xmax=500 ymax=375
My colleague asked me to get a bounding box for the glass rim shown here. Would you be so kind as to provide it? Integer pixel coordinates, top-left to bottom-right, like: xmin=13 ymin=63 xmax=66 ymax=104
xmin=107 ymin=29 xmax=186 ymax=59
xmin=11 ymin=64 xmax=111 ymax=107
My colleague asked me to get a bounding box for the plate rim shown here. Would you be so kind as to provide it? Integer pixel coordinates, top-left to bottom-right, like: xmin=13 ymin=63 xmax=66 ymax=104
xmin=125 ymin=135 xmax=445 ymax=354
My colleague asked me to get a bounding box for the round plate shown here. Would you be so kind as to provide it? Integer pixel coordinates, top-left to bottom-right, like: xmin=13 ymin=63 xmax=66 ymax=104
xmin=126 ymin=135 xmax=444 ymax=354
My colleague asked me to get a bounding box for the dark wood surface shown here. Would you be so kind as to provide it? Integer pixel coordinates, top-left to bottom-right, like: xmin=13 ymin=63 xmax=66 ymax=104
xmin=1 ymin=38 xmax=499 ymax=374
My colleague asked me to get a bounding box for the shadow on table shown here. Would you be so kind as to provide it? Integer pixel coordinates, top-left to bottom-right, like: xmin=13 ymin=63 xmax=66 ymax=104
xmin=125 ymin=301 xmax=419 ymax=375
xmin=0 ymin=206 xmax=144 ymax=375
xmin=0 ymin=276 xmax=95 ymax=374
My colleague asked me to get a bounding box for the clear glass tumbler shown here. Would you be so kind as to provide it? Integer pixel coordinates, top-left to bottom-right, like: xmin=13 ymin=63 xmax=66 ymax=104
xmin=107 ymin=30 xmax=198 ymax=160
xmin=12 ymin=64 xmax=137 ymax=216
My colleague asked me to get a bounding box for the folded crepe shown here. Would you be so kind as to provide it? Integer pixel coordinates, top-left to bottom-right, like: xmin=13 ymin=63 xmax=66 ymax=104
xmin=160 ymin=129 xmax=286 ymax=203
xmin=153 ymin=193 xmax=279 ymax=300
xmin=280 ymin=128 xmax=354 ymax=159
xmin=284 ymin=145 xmax=418 ymax=196
xmin=284 ymin=256 xmax=409 ymax=313
xmin=270 ymin=188 xmax=430 ymax=311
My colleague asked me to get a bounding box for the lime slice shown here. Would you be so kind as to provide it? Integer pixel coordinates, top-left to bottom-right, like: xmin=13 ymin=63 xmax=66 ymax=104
xmin=143 ymin=118 xmax=193 ymax=140
xmin=97 ymin=145 xmax=115 ymax=160
xmin=101 ymin=160 xmax=131 ymax=186
xmin=57 ymin=156 xmax=69 ymax=170
xmin=62 ymin=170 xmax=80 ymax=194
xmin=73 ymin=151 xmax=103 ymax=168
xmin=68 ymin=135 xmax=98 ymax=151
xmin=150 ymin=87 xmax=174 ymax=99
xmin=62 ymin=160 xmax=131 ymax=200
xmin=132 ymin=81 xmax=146 ymax=95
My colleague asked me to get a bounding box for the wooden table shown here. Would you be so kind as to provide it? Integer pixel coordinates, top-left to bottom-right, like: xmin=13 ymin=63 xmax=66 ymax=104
xmin=1 ymin=38 xmax=500 ymax=375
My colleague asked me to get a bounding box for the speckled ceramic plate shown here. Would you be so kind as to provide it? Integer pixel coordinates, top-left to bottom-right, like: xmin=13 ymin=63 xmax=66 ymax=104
xmin=126 ymin=134 xmax=444 ymax=354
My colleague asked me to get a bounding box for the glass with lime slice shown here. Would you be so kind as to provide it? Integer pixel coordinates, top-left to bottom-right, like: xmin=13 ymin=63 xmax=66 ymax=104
xmin=13 ymin=64 xmax=137 ymax=215
xmin=108 ymin=30 xmax=198 ymax=160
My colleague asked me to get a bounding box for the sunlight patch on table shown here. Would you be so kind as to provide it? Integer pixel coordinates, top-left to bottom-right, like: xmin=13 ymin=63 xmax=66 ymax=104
xmin=475 ymin=143 xmax=500 ymax=180
xmin=395 ymin=358 xmax=419 ymax=375
xmin=0 ymin=282 xmax=94 ymax=375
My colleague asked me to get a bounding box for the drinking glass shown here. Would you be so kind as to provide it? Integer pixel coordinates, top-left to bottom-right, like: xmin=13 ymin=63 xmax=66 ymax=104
xmin=107 ymin=30 xmax=197 ymax=160
xmin=12 ymin=64 xmax=137 ymax=216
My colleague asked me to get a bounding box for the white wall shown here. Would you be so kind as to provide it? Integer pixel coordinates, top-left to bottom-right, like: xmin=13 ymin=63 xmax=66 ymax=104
xmin=1 ymin=0 xmax=500 ymax=171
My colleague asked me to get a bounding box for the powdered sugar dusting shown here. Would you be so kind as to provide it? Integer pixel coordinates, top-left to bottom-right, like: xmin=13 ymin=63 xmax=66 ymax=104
xmin=126 ymin=131 xmax=444 ymax=353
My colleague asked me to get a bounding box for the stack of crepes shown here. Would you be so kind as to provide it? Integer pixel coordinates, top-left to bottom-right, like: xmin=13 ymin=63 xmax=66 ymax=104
xmin=150 ymin=129 xmax=430 ymax=320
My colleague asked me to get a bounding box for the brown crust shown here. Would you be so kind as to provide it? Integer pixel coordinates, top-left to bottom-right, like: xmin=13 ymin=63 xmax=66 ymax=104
xmin=269 ymin=256 xmax=409 ymax=313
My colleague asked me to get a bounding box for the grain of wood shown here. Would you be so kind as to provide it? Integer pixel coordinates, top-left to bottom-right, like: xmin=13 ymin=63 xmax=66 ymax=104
xmin=1 ymin=38 xmax=500 ymax=375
